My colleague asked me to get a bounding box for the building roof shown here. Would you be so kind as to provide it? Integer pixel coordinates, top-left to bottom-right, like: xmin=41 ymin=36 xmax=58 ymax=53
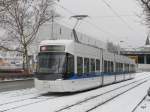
xmin=145 ymin=36 xmax=150 ymax=45
xmin=121 ymin=37 xmax=150 ymax=55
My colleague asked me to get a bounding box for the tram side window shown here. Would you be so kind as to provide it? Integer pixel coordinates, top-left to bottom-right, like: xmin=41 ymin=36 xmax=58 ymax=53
xmin=124 ymin=64 xmax=126 ymax=72
xmin=91 ymin=59 xmax=95 ymax=73
xmin=107 ymin=61 xmax=110 ymax=72
xmin=116 ymin=63 xmax=119 ymax=73
xmin=104 ymin=60 xmax=107 ymax=73
xmin=118 ymin=63 xmax=120 ymax=72
xmin=108 ymin=61 xmax=113 ymax=73
xmin=66 ymin=53 xmax=74 ymax=74
xmin=132 ymin=64 xmax=134 ymax=72
xmin=84 ymin=58 xmax=89 ymax=73
xmin=129 ymin=64 xmax=131 ymax=72
xmin=125 ymin=64 xmax=129 ymax=73
xmin=133 ymin=65 xmax=136 ymax=72
xmin=127 ymin=64 xmax=129 ymax=73
xmin=125 ymin=64 xmax=127 ymax=72
xmin=96 ymin=59 xmax=100 ymax=72
xmin=115 ymin=63 xmax=117 ymax=73
xmin=130 ymin=64 xmax=133 ymax=72
xmin=111 ymin=62 xmax=114 ymax=72
xmin=120 ymin=63 xmax=123 ymax=72
xmin=77 ymin=57 xmax=83 ymax=75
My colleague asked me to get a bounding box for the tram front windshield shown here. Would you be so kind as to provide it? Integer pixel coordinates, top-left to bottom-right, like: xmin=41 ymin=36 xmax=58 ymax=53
xmin=37 ymin=52 xmax=66 ymax=74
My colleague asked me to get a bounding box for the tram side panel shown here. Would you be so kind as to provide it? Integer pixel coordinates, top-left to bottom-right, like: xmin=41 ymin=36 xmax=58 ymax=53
xmin=61 ymin=77 xmax=102 ymax=92
xmin=73 ymin=43 xmax=103 ymax=89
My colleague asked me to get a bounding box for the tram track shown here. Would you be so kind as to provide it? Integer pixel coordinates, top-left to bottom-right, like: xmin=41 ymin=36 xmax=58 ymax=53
xmin=86 ymin=81 xmax=147 ymax=112
xmin=0 ymin=95 xmax=60 ymax=112
xmin=0 ymin=94 xmax=46 ymax=106
xmin=131 ymin=95 xmax=147 ymax=112
xmin=0 ymin=89 xmax=40 ymax=105
xmin=0 ymin=88 xmax=37 ymax=97
xmin=55 ymin=76 xmax=150 ymax=112
xmin=0 ymin=89 xmax=63 ymax=111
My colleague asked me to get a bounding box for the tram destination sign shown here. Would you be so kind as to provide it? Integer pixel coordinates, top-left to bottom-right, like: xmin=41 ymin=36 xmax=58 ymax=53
xmin=40 ymin=45 xmax=65 ymax=52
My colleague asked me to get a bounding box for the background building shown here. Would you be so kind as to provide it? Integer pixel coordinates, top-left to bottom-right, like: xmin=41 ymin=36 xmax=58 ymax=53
xmin=121 ymin=37 xmax=150 ymax=71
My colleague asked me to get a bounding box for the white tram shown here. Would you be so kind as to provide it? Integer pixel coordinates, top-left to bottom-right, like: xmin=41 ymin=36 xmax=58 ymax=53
xmin=34 ymin=39 xmax=136 ymax=92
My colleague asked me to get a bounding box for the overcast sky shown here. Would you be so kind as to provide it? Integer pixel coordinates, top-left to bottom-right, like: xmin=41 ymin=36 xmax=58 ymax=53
xmin=55 ymin=0 xmax=148 ymax=48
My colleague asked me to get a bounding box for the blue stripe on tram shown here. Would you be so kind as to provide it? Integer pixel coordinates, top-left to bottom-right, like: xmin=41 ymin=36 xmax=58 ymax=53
xmin=68 ymin=72 xmax=132 ymax=80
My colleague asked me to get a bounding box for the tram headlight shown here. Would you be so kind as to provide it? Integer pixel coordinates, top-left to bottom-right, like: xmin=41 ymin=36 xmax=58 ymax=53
xmin=56 ymin=79 xmax=62 ymax=81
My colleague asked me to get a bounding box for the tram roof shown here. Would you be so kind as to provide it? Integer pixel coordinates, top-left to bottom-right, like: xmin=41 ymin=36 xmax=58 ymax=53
xmin=40 ymin=40 xmax=74 ymax=46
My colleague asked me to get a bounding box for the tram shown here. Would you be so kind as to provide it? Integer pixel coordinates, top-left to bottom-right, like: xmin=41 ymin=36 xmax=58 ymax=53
xmin=34 ymin=39 xmax=136 ymax=92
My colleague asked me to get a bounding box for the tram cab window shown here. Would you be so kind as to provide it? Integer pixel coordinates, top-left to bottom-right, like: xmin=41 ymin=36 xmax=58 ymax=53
xmin=96 ymin=59 xmax=100 ymax=71
xmin=84 ymin=58 xmax=89 ymax=73
xmin=91 ymin=59 xmax=95 ymax=73
xmin=37 ymin=52 xmax=66 ymax=74
xmin=77 ymin=57 xmax=83 ymax=75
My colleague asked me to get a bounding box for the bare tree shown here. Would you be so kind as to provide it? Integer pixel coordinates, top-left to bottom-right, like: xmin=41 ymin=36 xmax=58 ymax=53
xmin=0 ymin=0 xmax=59 ymax=72
xmin=139 ymin=0 xmax=150 ymax=28
xmin=141 ymin=0 xmax=150 ymax=9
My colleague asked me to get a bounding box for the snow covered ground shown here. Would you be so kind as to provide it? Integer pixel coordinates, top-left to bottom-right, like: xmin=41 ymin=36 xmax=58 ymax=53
xmin=134 ymin=94 xmax=150 ymax=112
xmin=0 ymin=72 xmax=150 ymax=112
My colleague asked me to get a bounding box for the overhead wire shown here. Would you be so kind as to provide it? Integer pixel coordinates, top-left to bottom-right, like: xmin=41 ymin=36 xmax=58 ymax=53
xmin=90 ymin=15 xmax=140 ymax=19
xmin=56 ymin=3 xmax=123 ymax=39
xmin=56 ymin=3 xmax=75 ymax=15
xmin=83 ymin=19 xmax=121 ymax=38
xmin=99 ymin=0 xmax=134 ymax=31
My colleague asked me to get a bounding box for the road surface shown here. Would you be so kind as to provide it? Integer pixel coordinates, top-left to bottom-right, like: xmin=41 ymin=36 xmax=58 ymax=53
xmin=0 ymin=79 xmax=34 ymax=92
